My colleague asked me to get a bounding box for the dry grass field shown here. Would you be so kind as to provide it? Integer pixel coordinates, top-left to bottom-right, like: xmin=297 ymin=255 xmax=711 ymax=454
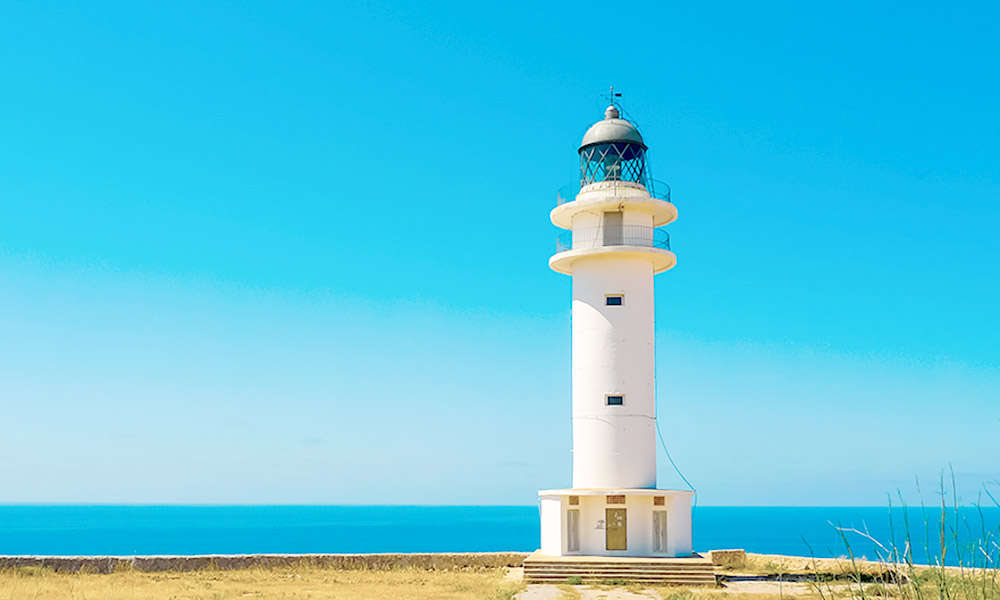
xmin=0 ymin=563 xmax=522 ymax=600
xmin=1 ymin=560 xmax=998 ymax=600
xmin=1 ymin=548 xmax=997 ymax=600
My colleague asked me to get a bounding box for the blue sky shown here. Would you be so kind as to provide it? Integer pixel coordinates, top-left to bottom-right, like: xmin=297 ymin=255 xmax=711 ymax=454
xmin=1 ymin=1 xmax=997 ymax=506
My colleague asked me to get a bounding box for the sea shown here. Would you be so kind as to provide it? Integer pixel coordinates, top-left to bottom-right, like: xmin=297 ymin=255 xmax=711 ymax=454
xmin=1 ymin=506 xmax=998 ymax=566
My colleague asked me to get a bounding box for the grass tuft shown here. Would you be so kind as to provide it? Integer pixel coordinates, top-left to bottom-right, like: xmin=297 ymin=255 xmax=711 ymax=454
xmin=488 ymin=582 xmax=521 ymax=600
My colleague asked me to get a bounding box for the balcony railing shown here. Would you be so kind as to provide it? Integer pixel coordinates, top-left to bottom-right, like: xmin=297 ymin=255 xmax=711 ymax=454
xmin=556 ymin=226 xmax=671 ymax=253
xmin=556 ymin=179 xmax=672 ymax=206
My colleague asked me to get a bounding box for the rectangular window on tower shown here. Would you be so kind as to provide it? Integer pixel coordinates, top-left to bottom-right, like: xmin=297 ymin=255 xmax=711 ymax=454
xmin=606 ymin=294 xmax=624 ymax=306
xmin=606 ymin=395 xmax=624 ymax=406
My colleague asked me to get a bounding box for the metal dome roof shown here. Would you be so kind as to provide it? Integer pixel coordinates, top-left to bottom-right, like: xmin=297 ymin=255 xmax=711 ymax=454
xmin=579 ymin=105 xmax=645 ymax=150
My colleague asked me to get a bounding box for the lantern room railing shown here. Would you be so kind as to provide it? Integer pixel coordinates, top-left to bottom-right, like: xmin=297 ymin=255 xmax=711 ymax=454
xmin=556 ymin=179 xmax=672 ymax=206
xmin=556 ymin=226 xmax=671 ymax=253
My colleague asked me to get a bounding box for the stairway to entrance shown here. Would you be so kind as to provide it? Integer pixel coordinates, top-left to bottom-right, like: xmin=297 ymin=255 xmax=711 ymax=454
xmin=522 ymin=550 xmax=716 ymax=585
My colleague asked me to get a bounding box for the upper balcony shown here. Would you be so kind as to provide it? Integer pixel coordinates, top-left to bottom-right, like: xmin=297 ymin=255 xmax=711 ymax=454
xmin=551 ymin=180 xmax=677 ymax=230
xmin=557 ymin=179 xmax=673 ymax=206
xmin=549 ymin=225 xmax=676 ymax=275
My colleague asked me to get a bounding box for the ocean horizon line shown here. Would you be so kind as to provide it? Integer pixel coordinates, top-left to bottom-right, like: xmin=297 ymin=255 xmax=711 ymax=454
xmin=7 ymin=503 xmax=994 ymax=508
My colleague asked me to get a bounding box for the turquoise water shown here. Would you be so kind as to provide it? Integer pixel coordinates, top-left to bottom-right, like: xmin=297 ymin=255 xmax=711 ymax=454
xmin=1 ymin=506 xmax=997 ymax=566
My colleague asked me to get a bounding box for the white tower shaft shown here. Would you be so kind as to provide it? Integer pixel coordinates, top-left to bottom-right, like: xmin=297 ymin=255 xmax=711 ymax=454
xmin=571 ymin=248 xmax=656 ymax=488
xmin=550 ymin=180 xmax=675 ymax=489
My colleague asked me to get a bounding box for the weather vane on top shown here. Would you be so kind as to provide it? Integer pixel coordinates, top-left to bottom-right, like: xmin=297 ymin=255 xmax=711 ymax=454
xmin=604 ymin=85 xmax=623 ymax=108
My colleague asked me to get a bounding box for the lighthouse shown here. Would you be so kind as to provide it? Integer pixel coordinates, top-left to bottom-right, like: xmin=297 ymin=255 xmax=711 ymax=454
xmin=536 ymin=101 xmax=694 ymax=558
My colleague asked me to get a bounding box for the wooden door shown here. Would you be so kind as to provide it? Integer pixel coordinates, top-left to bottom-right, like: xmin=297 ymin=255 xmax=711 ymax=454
xmin=605 ymin=508 xmax=627 ymax=551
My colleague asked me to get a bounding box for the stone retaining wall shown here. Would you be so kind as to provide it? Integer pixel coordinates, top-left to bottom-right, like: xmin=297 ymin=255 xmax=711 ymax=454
xmin=0 ymin=552 xmax=531 ymax=574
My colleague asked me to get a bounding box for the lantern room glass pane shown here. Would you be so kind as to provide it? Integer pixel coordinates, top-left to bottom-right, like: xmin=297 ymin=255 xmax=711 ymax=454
xmin=580 ymin=142 xmax=648 ymax=187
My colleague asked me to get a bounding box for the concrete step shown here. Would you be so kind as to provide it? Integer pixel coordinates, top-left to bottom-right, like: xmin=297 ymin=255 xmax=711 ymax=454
xmin=525 ymin=573 xmax=716 ymax=579
xmin=526 ymin=577 xmax=716 ymax=583
xmin=525 ymin=575 xmax=716 ymax=584
xmin=526 ymin=571 xmax=714 ymax=576
xmin=524 ymin=560 xmax=713 ymax=565
xmin=524 ymin=562 xmax=715 ymax=573
xmin=525 ymin=567 xmax=714 ymax=574
xmin=525 ymin=570 xmax=716 ymax=579
xmin=524 ymin=570 xmax=715 ymax=576
xmin=522 ymin=551 xmax=717 ymax=584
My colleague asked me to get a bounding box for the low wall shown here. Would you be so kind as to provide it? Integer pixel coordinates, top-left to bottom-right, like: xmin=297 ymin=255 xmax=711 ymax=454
xmin=0 ymin=552 xmax=531 ymax=574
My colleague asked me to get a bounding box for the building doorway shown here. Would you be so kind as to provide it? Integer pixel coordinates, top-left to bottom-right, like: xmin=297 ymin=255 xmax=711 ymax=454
xmin=605 ymin=508 xmax=627 ymax=551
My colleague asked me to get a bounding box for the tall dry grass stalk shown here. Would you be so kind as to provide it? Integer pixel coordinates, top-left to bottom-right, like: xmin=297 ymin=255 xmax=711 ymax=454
xmin=810 ymin=473 xmax=1000 ymax=600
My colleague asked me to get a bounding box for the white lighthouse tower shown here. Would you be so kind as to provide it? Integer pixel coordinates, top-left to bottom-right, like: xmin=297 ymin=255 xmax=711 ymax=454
xmin=535 ymin=101 xmax=695 ymax=559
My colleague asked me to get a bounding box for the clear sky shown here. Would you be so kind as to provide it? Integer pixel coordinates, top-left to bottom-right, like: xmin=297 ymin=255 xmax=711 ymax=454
xmin=1 ymin=1 xmax=998 ymax=506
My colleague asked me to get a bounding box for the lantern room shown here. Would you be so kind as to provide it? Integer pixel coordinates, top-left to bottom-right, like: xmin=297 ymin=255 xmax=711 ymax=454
xmin=579 ymin=105 xmax=649 ymax=187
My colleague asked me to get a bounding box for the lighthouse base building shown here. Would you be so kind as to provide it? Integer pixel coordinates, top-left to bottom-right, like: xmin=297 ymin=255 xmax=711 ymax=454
xmin=525 ymin=103 xmax=712 ymax=582
xmin=538 ymin=489 xmax=692 ymax=557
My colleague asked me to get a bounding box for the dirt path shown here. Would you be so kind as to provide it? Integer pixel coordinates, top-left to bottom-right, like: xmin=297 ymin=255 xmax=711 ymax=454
xmin=516 ymin=584 xmax=662 ymax=600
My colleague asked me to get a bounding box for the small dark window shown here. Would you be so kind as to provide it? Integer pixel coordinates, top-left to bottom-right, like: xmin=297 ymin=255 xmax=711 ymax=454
xmin=606 ymin=395 xmax=624 ymax=406
xmin=606 ymin=295 xmax=623 ymax=306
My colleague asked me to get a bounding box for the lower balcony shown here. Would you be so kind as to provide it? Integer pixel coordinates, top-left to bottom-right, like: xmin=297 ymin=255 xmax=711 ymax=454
xmin=557 ymin=225 xmax=670 ymax=252
xmin=550 ymin=225 xmax=676 ymax=275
